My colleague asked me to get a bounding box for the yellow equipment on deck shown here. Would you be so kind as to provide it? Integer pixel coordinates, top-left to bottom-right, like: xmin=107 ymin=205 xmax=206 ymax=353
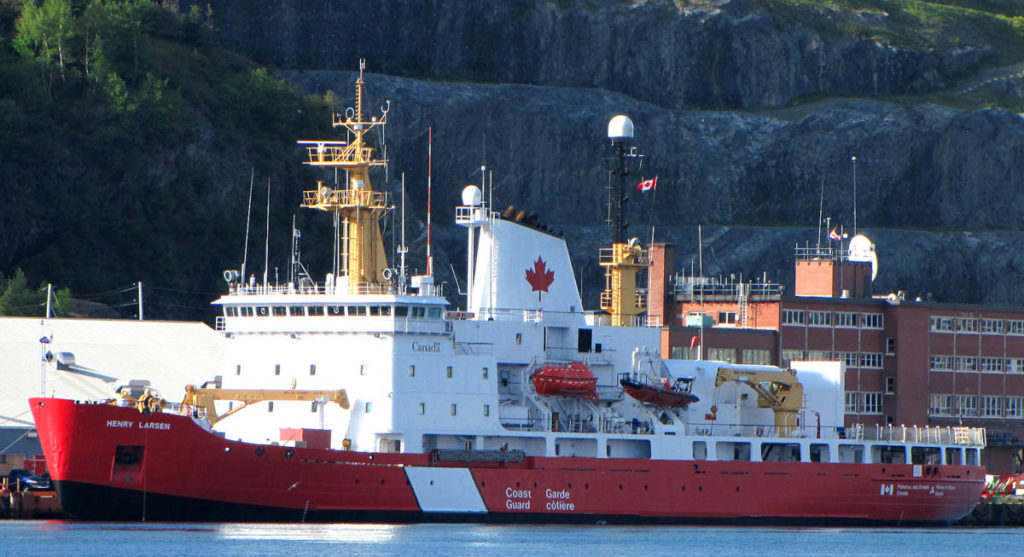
xmin=714 ymin=366 xmax=804 ymax=437
xmin=181 ymin=384 xmax=350 ymax=427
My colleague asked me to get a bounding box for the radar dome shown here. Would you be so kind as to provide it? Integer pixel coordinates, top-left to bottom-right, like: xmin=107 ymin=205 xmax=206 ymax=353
xmin=848 ymin=234 xmax=878 ymax=281
xmin=461 ymin=184 xmax=482 ymax=206
xmin=608 ymin=115 xmax=634 ymax=140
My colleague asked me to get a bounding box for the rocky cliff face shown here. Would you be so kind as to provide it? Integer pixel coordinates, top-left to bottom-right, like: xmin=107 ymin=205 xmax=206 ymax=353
xmin=198 ymin=0 xmax=991 ymax=110
xmin=162 ymin=1 xmax=1024 ymax=309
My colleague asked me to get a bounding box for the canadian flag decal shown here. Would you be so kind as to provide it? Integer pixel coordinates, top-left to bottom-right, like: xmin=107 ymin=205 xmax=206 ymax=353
xmin=525 ymin=256 xmax=555 ymax=300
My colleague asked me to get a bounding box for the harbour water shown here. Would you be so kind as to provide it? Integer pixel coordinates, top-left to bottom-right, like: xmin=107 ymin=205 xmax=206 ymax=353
xmin=0 ymin=522 xmax=1021 ymax=556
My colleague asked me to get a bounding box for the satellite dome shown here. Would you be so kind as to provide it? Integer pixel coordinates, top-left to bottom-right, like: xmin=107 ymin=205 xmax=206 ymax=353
xmin=461 ymin=184 xmax=482 ymax=206
xmin=848 ymin=234 xmax=878 ymax=281
xmin=608 ymin=115 xmax=634 ymax=140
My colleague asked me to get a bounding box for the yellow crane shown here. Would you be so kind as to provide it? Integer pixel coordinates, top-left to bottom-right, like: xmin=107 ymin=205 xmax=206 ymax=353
xmin=181 ymin=384 xmax=350 ymax=428
xmin=714 ymin=366 xmax=804 ymax=437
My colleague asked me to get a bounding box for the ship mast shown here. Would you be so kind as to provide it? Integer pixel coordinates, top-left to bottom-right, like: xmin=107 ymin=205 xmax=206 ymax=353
xmin=298 ymin=59 xmax=391 ymax=294
xmin=600 ymin=115 xmax=648 ymax=327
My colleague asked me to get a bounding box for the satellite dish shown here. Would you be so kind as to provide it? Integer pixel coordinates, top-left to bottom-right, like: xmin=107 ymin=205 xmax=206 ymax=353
xmin=847 ymin=234 xmax=878 ymax=281
xmin=461 ymin=184 xmax=482 ymax=206
xmin=608 ymin=115 xmax=634 ymax=140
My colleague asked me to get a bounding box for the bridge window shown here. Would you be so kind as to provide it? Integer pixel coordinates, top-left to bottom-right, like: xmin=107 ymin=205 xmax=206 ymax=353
xmin=308 ymin=306 xmax=324 ymax=316
xmin=412 ymin=307 xmax=426 ymax=318
xmin=240 ymin=307 xmax=254 ymax=317
xmin=289 ymin=306 xmax=305 ymax=316
xmin=428 ymin=307 xmax=442 ymax=319
xmin=272 ymin=306 xmax=287 ymax=316
xmin=351 ymin=306 xmax=367 ymax=316
xmin=328 ymin=306 xmax=344 ymax=316
xmin=257 ymin=306 xmax=270 ymax=317
xmin=395 ymin=306 xmax=409 ymax=317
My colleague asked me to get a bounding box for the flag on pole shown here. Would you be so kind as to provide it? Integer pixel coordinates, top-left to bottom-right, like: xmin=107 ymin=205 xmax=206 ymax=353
xmin=637 ymin=176 xmax=658 ymax=192
xmin=829 ymin=228 xmax=841 ymax=241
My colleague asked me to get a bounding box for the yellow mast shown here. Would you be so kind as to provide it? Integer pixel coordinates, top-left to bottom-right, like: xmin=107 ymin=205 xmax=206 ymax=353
xmin=298 ymin=59 xmax=390 ymax=294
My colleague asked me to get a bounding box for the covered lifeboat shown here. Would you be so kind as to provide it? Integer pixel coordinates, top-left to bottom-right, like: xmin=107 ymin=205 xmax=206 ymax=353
xmin=531 ymin=361 xmax=598 ymax=400
xmin=619 ymin=374 xmax=699 ymax=409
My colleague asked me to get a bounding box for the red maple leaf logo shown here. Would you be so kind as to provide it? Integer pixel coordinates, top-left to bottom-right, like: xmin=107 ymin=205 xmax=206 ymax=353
xmin=525 ymin=256 xmax=555 ymax=299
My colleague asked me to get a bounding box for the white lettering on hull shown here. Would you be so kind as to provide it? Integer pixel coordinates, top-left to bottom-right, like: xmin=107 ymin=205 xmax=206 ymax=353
xmin=105 ymin=420 xmax=170 ymax=430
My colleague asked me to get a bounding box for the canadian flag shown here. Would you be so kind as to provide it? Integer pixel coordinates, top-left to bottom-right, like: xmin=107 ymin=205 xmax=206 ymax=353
xmin=637 ymin=176 xmax=658 ymax=192
xmin=829 ymin=228 xmax=841 ymax=241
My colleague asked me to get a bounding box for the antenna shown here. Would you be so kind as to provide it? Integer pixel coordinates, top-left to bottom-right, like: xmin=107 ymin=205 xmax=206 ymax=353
xmin=698 ymin=223 xmax=704 ymax=360
xmin=263 ymin=177 xmax=271 ymax=287
xmin=290 ymin=214 xmax=301 ymax=285
xmin=399 ymin=172 xmax=408 ymax=293
xmin=426 ymin=126 xmax=433 ymax=277
xmin=816 ymin=177 xmax=824 ymax=253
xmin=241 ymin=168 xmax=254 ymax=283
xmin=851 ymin=155 xmax=858 ymax=236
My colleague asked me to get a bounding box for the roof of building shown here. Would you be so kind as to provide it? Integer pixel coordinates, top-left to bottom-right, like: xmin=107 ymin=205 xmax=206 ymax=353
xmin=0 ymin=318 xmax=224 ymax=429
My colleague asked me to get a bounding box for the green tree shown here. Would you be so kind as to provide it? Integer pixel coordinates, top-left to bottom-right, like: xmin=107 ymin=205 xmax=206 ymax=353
xmin=0 ymin=269 xmax=42 ymax=316
xmin=13 ymin=0 xmax=76 ymax=86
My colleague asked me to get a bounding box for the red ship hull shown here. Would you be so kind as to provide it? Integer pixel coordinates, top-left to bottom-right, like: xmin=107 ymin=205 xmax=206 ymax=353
xmin=31 ymin=398 xmax=985 ymax=524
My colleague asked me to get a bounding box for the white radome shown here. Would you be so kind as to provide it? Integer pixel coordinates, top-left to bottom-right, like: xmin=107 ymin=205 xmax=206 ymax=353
xmin=461 ymin=185 xmax=482 ymax=206
xmin=607 ymin=115 xmax=634 ymax=140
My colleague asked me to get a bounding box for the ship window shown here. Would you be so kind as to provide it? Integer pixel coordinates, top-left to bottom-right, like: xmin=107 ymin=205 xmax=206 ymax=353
xmin=311 ymin=401 xmax=318 ymax=413
xmin=381 ymin=306 xmax=392 ymax=316
xmin=409 ymin=365 xmax=415 ymax=377
xmin=236 ymin=364 xmax=241 ymax=376
xmin=446 ymin=366 xmax=453 ymax=379
xmin=268 ymin=401 xmax=274 ymax=413
xmin=273 ymin=306 xmax=287 ymax=316
xmin=692 ymin=441 xmax=707 ymax=460
xmin=365 ymin=402 xmax=372 ymax=413
xmin=945 ymin=448 xmax=962 ymax=465
xmin=369 ymin=306 xmax=382 ymax=316
xmin=418 ymin=403 xmax=425 ymax=415
xmin=275 ymin=364 xmax=281 ymax=376
xmin=360 ymin=364 xmax=368 ymax=376
xmin=352 ymin=306 xmax=367 ymax=316
xmin=412 ymin=307 xmax=426 ymax=318
xmin=838 ymin=444 xmax=863 ymax=463
xmin=257 ymin=306 xmax=270 ymax=317
xmin=241 ymin=307 xmax=254 ymax=317
xmin=911 ymin=446 xmax=941 ymax=465
xmin=428 ymin=307 xmax=441 ymax=319
xmin=966 ymin=449 xmax=979 ymax=466
xmin=810 ymin=444 xmax=830 ymax=463
xmin=872 ymin=445 xmax=906 ymax=464
xmin=515 ymin=333 xmax=522 ymax=345
xmin=451 ymin=404 xmax=457 ymax=416
xmin=483 ymin=404 xmax=490 ymax=417
xmin=289 ymin=306 xmax=305 ymax=316
xmin=308 ymin=305 xmax=324 ymax=316
xmin=395 ymin=306 xmax=409 ymax=317
xmin=329 ymin=306 xmax=344 ymax=316
xmin=482 ymin=367 xmax=488 ymax=380
xmin=310 ymin=364 xmax=316 ymax=376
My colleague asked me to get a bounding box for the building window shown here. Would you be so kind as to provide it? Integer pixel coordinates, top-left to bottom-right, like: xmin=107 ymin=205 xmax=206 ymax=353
xmin=742 ymin=349 xmax=771 ymax=365
xmin=360 ymin=364 xmax=368 ymax=376
xmin=981 ymin=357 xmax=1003 ymax=373
xmin=707 ymin=348 xmax=737 ymax=363
xmin=409 ymin=365 xmax=415 ymax=377
xmin=930 ymin=316 xmax=954 ymax=332
xmin=275 ymin=364 xmax=281 ymax=376
xmin=929 ymin=355 xmax=953 ymax=371
xmin=808 ymin=311 xmax=832 ymax=327
xmin=450 ymin=404 xmax=457 ymax=416
xmin=483 ymin=404 xmax=490 ymax=417
xmin=671 ymin=346 xmax=697 ymax=360
xmin=929 ymin=394 xmax=953 ymax=416
xmin=1008 ymin=359 xmax=1024 ymax=373
xmin=885 ymin=377 xmax=896 ymax=394
xmin=718 ymin=311 xmax=736 ymax=325
xmin=807 ymin=350 xmax=830 ymax=361
xmin=782 ymin=310 xmax=805 ymax=326
xmin=955 ymin=356 xmax=978 ymax=372
xmin=837 ymin=352 xmax=858 ymax=368
xmin=845 ymin=392 xmax=859 ymax=413
xmin=861 ymin=392 xmax=883 ymax=414
xmin=885 ymin=338 xmax=895 ymax=355
xmin=836 ymin=312 xmax=857 ymax=328
xmin=982 ymin=318 xmax=1004 ymax=334
xmin=310 ymin=364 xmax=316 ymax=376
xmin=1006 ymin=397 xmax=1024 ymax=418
xmin=860 ymin=313 xmax=883 ymax=329
xmin=957 ymin=317 xmax=979 ymax=333
xmin=482 ymin=367 xmax=488 ymax=380
xmin=268 ymin=401 xmax=274 ymax=413
xmin=860 ymin=353 xmax=883 ymax=369
xmin=418 ymin=403 xmax=425 ymax=415
xmin=956 ymin=395 xmax=978 ymax=417
xmin=446 ymin=366 xmax=453 ymax=379
xmin=1008 ymin=320 xmax=1024 ymax=335
xmin=781 ymin=350 xmax=804 ymax=367
xmin=981 ymin=396 xmax=1002 ymax=418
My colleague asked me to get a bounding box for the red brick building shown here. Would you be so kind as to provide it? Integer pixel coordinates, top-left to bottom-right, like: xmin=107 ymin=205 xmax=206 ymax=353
xmin=650 ymin=242 xmax=1024 ymax=474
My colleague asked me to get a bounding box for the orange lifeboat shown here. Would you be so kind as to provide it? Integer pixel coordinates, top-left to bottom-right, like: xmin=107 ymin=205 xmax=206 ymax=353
xmin=531 ymin=362 xmax=598 ymax=400
xmin=619 ymin=374 xmax=699 ymax=409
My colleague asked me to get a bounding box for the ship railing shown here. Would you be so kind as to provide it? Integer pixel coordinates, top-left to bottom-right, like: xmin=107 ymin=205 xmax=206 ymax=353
xmin=861 ymin=424 xmax=987 ymax=446
xmin=671 ymin=275 xmax=783 ymax=301
xmin=454 ymin=205 xmax=498 ymax=224
xmin=454 ymin=342 xmax=494 ymax=356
